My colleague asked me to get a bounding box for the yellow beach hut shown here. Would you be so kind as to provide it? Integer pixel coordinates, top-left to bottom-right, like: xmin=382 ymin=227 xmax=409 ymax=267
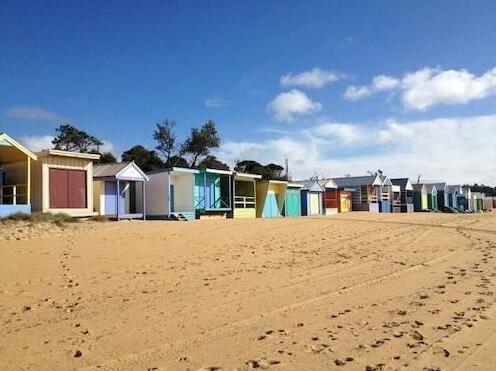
xmin=31 ymin=149 xmax=100 ymax=217
xmin=256 ymin=180 xmax=287 ymax=218
xmin=233 ymin=172 xmax=262 ymax=218
xmin=0 ymin=133 xmax=38 ymax=217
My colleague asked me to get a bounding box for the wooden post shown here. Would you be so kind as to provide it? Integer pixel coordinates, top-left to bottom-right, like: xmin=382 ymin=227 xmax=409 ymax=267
xmin=27 ymin=157 xmax=31 ymax=206
xmin=203 ymin=171 xmax=207 ymax=209
xmin=142 ymin=181 xmax=146 ymax=220
xmin=167 ymin=172 xmax=171 ymax=218
xmin=116 ymin=179 xmax=120 ymax=221
xmin=228 ymin=174 xmax=232 ymax=209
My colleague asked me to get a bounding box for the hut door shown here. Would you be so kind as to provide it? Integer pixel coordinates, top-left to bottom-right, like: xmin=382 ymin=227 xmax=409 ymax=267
xmin=49 ymin=168 xmax=87 ymax=209
xmin=285 ymin=190 xmax=300 ymax=216
xmin=105 ymin=181 xmax=117 ymax=215
xmin=170 ymin=184 xmax=175 ymax=212
xmin=309 ymin=193 xmax=320 ymax=215
xmin=263 ymin=192 xmax=279 ymax=218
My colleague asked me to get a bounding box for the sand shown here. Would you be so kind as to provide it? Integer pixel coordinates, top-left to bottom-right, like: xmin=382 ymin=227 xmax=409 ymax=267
xmin=1 ymin=212 xmax=496 ymax=371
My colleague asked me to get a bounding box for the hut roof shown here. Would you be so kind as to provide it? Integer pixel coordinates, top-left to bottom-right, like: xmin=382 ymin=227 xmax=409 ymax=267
xmin=295 ymin=180 xmax=326 ymax=192
xmin=425 ymin=184 xmax=437 ymax=193
xmin=390 ymin=178 xmax=413 ymax=191
xmin=94 ymin=161 xmax=149 ymax=181
xmin=318 ymin=178 xmax=338 ymax=189
xmin=332 ymin=175 xmax=381 ymax=188
xmin=412 ymin=184 xmax=426 ymax=191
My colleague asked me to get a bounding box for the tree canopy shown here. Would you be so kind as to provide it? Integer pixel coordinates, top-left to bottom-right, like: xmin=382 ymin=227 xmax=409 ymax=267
xmin=182 ymin=120 xmax=221 ymax=168
xmin=52 ymin=124 xmax=103 ymax=152
xmin=197 ymin=155 xmax=230 ymax=171
xmin=234 ymin=160 xmax=286 ymax=180
xmin=153 ymin=119 xmax=178 ymax=167
xmin=121 ymin=145 xmax=164 ymax=172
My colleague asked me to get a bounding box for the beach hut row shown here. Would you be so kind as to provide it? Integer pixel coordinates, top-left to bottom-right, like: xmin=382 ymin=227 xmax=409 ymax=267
xmin=0 ymin=132 xmax=491 ymax=218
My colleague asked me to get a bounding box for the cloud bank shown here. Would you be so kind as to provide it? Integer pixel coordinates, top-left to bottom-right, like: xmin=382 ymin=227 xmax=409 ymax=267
xmin=344 ymin=67 xmax=496 ymax=110
xmin=217 ymin=114 xmax=496 ymax=185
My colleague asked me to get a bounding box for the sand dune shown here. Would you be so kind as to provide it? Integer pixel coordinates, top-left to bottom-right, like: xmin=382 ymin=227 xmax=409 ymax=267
xmin=1 ymin=212 xmax=496 ymax=370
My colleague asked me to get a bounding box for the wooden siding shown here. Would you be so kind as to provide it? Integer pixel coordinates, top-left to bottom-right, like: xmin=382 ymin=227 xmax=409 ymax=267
xmin=31 ymin=153 xmax=96 ymax=216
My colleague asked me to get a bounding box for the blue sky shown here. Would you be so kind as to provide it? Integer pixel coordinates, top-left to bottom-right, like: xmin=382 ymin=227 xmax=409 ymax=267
xmin=2 ymin=0 xmax=496 ymax=184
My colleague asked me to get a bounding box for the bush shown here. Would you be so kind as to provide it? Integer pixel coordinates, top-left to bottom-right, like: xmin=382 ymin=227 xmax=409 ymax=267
xmin=0 ymin=212 xmax=79 ymax=224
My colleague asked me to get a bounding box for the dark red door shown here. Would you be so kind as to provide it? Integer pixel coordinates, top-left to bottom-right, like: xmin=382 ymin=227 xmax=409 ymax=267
xmin=68 ymin=170 xmax=87 ymax=208
xmin=49 ymin=169 xmax=87 ymax=209
xmin=49 ymin=168 xmax=69 ymax=208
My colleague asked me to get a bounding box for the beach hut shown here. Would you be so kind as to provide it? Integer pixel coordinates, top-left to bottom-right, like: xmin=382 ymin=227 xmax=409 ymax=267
xmin=483 ymin=196 xmax=494 ymax=211
xmin=0 ymin=133 xmax=38 ymax=217
xmin=284 ymin=182 xmax=303 ymax=217
xmin=146 ymin=167 xmax=198 ymax=220
xmin=232 ymin=172 xmax=262 ymax=218
xmin=30 ymin=149 xmax=100 ymax=217
xmin=320 ymin=178 xmax=338 ymax=215
xmin=425 ymin=184 xmax=438 ymax=210
xmin=332 ymin=175 xmax=382 ymax=212
xmin=430 ymin=183 xmax=449 ymax=211
xmin=472 ymin=192 xmax=485 ymax=212
xmin=379 ymin=176 xmax=393 ymax=213
xmin=299 ymin=180 xmax=325 ymax=216
xmin=93 ymin=162 xmax=149 ymax=220
xmin=390 ymin=178 xmax=414 ymax=213
xmin=256 ymin=180 xmax=287 ymax=218
xmin=460 ymin=186 xmax=473 ymax=212
xmin=195 ymin=168 xmax=233 ymax=219
xmin=413 ymin=184 xmax=428 ymax=211
xmin=320 ymin=179 xmax=352 ymax=214
xmin=447 ymin=185 xmax=462 ymax=209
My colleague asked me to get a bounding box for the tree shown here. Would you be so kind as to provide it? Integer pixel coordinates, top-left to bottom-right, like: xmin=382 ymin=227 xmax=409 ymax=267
xmin=197 ymin=155 xmax=230 ymax=171
xmin=121 ymin=145 xmax=163 ymax=172
xmin=234 ymin=160 xmax=286 ymax=180
xmin=52 ymin=124 xmax=102 ymax=152
xmin=153 ymin=119 xmax=178 ymax=166
xmin=182 ymin=120 xmax=220 ymax=168
xmin=168 ymin=155 xmax=189 ymax=168
xmin=98 ymin=152 xmax=117 ymax=164
xmin=88 ymin=149 xmax=117 ymax=164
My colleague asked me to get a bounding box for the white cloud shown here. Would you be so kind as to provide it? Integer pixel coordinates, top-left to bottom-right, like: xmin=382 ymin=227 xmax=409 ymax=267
xmin=344 ymin=67 xmax=496 ymax=111
xmin=267 ymin=89 xmax=322 ymax=122
xmin=281 ymin=68 xmax=341 ymax=89
xmin=204 ymin=98 xmax=230 ymax=108
xmin=19 ymin=135 xmax=55 ymax=152
xmin=312 ymin=122 xmax=363 ymax=144
xmin=217 ymin=114 xmax=496 ymax=185
xmin=344 ymin=74 xmax=398 ymax=101
xmin=5 ymin=106 xmax=65 ymax=122
xmin=372 ymin=75 xmax=400 ymax=91
xmin=344 ymin=85 xmax=372 ymax=100
xmin=401 ymin=67 xmax=496 ymax=110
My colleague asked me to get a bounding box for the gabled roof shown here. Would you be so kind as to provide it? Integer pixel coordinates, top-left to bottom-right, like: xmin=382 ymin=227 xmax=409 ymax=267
xmin=413 ymin=183 xmax=426 ymax=192
xmin=447 ymin=185 xmax=462 ymax=193
xmin=430 ymin=182 xmax=448 ymax=192
xmin=379 ymin=175 xmax=393 ymax=186
xmin=295 ymin=180 xmax=325 ymax=192
xmin=0 ymin=132 xmax=38 ymax=161
xmin=332 ymin=175 xmax=381 ymax=188
xmin=390 ymin=178 xmax=414 ymax=191
xmin=94 ymin=161 xmax=149 ymax=181
xmin=318 ymin=178 xmax=338 ymax=189
xmin=425 ymin=184 xmax=437 ymax=193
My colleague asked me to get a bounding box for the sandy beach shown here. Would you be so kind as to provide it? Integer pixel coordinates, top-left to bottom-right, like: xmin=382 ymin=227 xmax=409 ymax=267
xmin=1 ymin=212 xmax=496 ymax=370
